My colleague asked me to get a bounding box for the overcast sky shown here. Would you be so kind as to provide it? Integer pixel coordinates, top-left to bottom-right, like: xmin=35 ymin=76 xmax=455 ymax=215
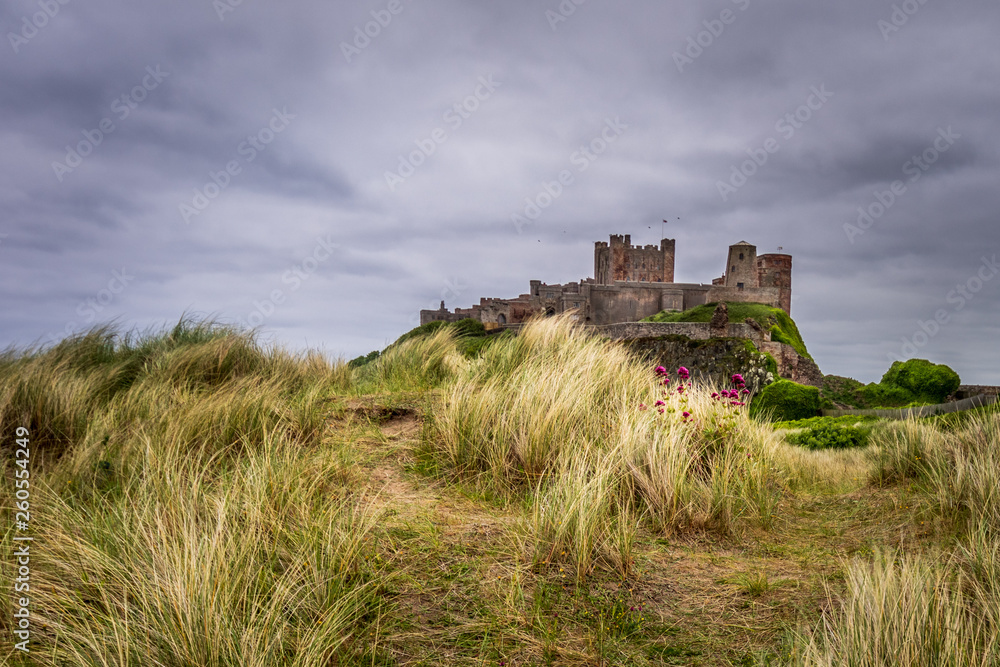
xmin=2 ymin=0 xmax=998 ymax=384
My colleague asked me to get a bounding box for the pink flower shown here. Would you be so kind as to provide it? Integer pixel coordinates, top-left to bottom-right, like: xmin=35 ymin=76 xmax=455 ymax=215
xmin=662 ymin=378 xmax=671 ymax=386
xmin=731 ymin=373 xmax=744 ymax=384
xmin=677 ymin=367 xmax=690 ymax=379
xmin=711 ymin=392 xmax=719 ymax=399
xmin=654 ymin=366 xmax=668 ymax=376
xmin=741 ymin=389 xmax=750 ymax=395
xmin=654 ymin=400 xmax=665 ymax=407
xmin=658 ymin=408 xmax=665 ymax=414
xmin=638 ymin=403 xmax=647 ymax=410
xmin=682 ymin=411 xmax=690 ymax=418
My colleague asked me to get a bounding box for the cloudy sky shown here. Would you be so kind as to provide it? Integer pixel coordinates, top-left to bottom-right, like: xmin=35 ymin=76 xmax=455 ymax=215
xmin=2 ymin=0 xmax=998 ymax=384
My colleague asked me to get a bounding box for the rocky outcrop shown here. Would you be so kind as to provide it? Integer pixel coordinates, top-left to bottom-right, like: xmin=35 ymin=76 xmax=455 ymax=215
xmin=709 ymin=302 xmax=729 ymax=334
xmin=622 ymin=335 xmax=774 ymax=392
xmin=759 ymin=341 xmax=823 ymax=388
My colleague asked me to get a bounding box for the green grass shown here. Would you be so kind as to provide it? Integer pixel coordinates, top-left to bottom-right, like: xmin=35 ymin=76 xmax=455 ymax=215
xmin=773 ymin=415 xmax=881 ymax=430
xmin=1 ymin=316 xmax=997 ymax=666
xmin=643 ymin=301 xmax=812 ymax=360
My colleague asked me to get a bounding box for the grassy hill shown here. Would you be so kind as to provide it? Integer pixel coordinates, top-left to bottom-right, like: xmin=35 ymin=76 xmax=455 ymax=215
xmin=643 ymin=302 xmax=812 ymax=360
xmin=1 ymin=316 xmax=997 ymax=665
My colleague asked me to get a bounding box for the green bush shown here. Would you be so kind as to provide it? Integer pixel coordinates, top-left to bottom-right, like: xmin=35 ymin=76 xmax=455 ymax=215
xmin=750 ymin=379 xmax=820 ymax=422
xmin=348 ymin=349 xmax=380 ymax=368
xmin=880 ymin=359 xmax=960 ymax=404
xmin=859 ymin=383 xmax=917 ymax=408
xmin=787 ymin=424 xmax=872 ymax=450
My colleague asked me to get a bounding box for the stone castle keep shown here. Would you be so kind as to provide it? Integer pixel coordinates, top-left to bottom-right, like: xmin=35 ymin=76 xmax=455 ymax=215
xmin=421 ymin=235 xmax=792 ymax=327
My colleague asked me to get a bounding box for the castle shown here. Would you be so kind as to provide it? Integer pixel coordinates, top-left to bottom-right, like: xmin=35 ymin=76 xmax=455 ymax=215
xmin=421 ymin=235 xmax=792 ymax=327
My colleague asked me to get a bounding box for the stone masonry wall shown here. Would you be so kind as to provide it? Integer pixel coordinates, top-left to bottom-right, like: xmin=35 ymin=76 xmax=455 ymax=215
xmin=593 ymin=321 xmax=766 ymax=348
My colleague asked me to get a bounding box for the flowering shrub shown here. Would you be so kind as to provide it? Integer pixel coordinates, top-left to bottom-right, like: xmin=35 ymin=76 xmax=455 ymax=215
xmin=632 ymin=363 xmax=780 ymax=533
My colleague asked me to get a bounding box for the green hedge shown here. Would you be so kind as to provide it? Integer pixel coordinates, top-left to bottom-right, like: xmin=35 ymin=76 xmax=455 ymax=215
xmin=880 ymin=359 xmax=960 ymax=404
xmin=787 ymin=424 xmax=873 ymax=450
xmin=750 ymin=379 xmax=820 ymax=422
xmin=820 ymin=359 xmax=961 ymax=409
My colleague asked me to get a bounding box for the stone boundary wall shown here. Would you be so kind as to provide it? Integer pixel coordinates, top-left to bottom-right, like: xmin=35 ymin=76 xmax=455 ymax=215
xmin=588 ymin=322 xmax=765 ymax=347
xmin=955 ymin=385 xmax=1000 ymax=399
xmin=821 ymin=394 xmax=997 ymax=419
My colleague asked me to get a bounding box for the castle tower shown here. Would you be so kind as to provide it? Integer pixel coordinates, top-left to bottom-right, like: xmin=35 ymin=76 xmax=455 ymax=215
xmin=724 ymin=242 xmax=759 ymax=290
xmin=594 ymin=234 xmax=675 ymax=284
xmin=757 ymin=253 xmax=792 ymax=314
xmin=660 ymin=238 xmax=675 ymax=283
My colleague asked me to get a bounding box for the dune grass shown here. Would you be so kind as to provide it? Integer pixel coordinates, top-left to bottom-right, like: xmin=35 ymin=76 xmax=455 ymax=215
xmin=2 ymin=315 xmax=998 ymax=665
xmin=784 ymin=414 xmax=1000 ymax=666
xmin=430 ymin=315 xmax=784 ymax=584
xmin=0 ymin=319 xmax=388 ymax=666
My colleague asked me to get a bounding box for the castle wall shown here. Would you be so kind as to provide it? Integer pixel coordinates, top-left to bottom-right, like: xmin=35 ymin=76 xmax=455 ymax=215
xmin=757 ymin=253 xmax=792 ymax=314
xmin=706 ymin=285 xmax=782 ymax=309
xmin=592 ymin=321 xmax=765 ymax=347
xmin=420 ymin=235 xmax=791 ymax=327
xmin=588 ymin=283 xmax=711 ymax=324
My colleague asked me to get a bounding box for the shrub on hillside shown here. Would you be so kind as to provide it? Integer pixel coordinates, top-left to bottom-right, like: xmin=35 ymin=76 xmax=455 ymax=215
xmin=750 ymin=379 xmax=820 ymax=422
xmin=859 ymin=382 xmax=917 ymax=408
xmin=788 ymin=424 xmax=872 ymax=450
xmin=881 ymin=358 xmax=960 ymax=404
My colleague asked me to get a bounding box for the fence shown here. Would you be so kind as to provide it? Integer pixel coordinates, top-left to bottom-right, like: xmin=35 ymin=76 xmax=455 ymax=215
xmin=820 ymin=393 xmax=997 ymax=420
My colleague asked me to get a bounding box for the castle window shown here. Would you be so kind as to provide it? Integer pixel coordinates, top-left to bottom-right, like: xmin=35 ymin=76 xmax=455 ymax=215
xmin=737 ymin=282 xmax=744 ymax=291
xmin=731 ymin=265 xmax=736 ymax=273
xmin=739 ymin=253 xmax=744 ymax=260
xmin=498 ymin=314 xmax=507 ymax=325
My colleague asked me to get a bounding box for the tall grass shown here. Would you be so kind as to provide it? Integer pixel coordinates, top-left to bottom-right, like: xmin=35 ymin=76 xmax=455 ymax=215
xmin=431 ymin=315 xmax=782 ymax=576
xmin=0 ymin=319 xmax=352 ymax=459
xmin=2 ymin=435 xmax=387 ymax=666
xmin=788 ymin=414 xmax=1000 ymax=666
xmin=868 ymin=414 xmax=1000 ymax=535
xmin=352 ymin=326 xmax=465 ymax=393
xmin=769 ymin=441 xmax=869 ymax=494
xmin=0 ymin=320 xmax=387 ymax=665
xmin=788 ymin=549 xmax=999 ymax=666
